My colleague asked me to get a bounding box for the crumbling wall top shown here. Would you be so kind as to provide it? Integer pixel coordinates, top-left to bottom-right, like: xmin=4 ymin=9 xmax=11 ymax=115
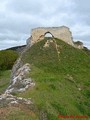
xmin=31 ymin=26 xmax=73 ymax=46
xmin=27 ymin=26 xmax=83 ymax=49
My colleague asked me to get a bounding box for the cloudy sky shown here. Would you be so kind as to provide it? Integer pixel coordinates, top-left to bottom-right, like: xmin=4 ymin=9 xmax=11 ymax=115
xmin=0 ymin=0 xmax=90 ymax=50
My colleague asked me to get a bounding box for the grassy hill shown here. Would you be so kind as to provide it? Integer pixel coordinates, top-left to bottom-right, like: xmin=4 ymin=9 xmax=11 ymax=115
xmin=16 ymin=38 xmax=90 ymax=119
xmin=0 ymin=38 xmax=90 ymax=120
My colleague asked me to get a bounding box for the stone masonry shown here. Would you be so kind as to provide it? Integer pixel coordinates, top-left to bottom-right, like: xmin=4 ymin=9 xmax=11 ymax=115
xmin=27 ymin=26 xmax=83 ymax=49
xmin=27 ymin=26 xmax=74 ymax=46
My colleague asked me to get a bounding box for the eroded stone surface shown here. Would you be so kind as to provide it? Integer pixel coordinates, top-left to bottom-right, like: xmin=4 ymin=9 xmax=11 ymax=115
xmin=0 ymin=94 xmax=32 ymax=107
xmin=30 ymin=26 xmax=74 ymax=46
xmin=5 ymin=63 xmax=35 ymax=94
xmin=0 ymin=63 xmax=35 ymax=108
xmin=27 ymin=26 xmax=83 ymax=49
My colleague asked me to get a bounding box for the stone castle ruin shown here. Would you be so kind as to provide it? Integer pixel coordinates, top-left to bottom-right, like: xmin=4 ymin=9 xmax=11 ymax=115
xmin=27 ymin=26 xmax=83 ymax=49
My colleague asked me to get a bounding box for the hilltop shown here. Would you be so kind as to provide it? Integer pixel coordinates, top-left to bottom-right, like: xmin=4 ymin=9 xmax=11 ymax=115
xmin=0 ymin=37 xmax=89 ymax=120
xmin=0 ymin=24 xmax=90 ymax=120
xmin=18 ymin=38 xmax=90 ymax=119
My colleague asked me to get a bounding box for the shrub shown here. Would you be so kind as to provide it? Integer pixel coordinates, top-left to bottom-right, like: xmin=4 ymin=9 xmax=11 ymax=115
xmin=0 ymin=50 xmax=18 ymax=70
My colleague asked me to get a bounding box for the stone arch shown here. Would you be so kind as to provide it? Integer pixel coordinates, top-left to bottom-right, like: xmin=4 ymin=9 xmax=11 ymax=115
xmin=31 ymin=27 xmax=74 ymax=46
xmin=44 ymin=32 xmax=54 ymax=38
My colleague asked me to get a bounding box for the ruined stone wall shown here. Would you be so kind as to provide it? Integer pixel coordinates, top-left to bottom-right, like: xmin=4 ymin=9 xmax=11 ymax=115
xmin=30 ymin=26 xmax=74 ymax=46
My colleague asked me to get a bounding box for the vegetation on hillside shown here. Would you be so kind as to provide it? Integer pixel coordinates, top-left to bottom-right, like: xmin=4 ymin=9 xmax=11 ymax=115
xmin=83 ymin=47 xmax=90 ymax=56
xmin=15 ymin=38 xmax=90 ymax=119
xmin=0 ymin=50 xmax=18 ymax=70
xmin=0 ymin=50 xmax=18 ymax=95
xmin=0 ymin=70 xmax=11 ymax=94
xmin=0 ymin=38 xmax=90 ymax=120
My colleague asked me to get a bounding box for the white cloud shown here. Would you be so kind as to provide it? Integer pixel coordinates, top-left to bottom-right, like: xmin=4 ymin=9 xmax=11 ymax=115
xmin=71 ymin=24 xmax=90 ymax=36
xmin=0 ymin=0 xmax=90 ymax=50
xmin=0 ymin=39 xmax=26 ymax=50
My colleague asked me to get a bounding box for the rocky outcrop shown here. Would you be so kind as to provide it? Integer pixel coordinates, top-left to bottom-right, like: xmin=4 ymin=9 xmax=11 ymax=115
xmin=0 ymin=63 xmax=35 ymax=107
xmin=0 ymin=94 xmax=32 ymax=107
xmin=5 ymin=63 xmax=35 ymax=94
xmin=11 ymin=57 xmax=23 ymax=80
xmin=74 ymin=41 xmax=83 ymax=49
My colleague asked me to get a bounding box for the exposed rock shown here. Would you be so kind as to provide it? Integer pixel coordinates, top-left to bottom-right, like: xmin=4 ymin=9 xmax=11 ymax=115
xmin=43 ymin=40 xmax=50 ymax=48
xmin=78 ymin=88 xmax=82 ymax=91
xmin=11 ymin=57 xmax=23 ymax=80
xmin=74 ymin=41 xmax=83 ymax=49
xmin=0 ymin=93 xmax=32 ymax=107
xmin=0 ymin=59 xmax=35 ymax=108
xmin=5 ymin=63 xmax=35 ymax=94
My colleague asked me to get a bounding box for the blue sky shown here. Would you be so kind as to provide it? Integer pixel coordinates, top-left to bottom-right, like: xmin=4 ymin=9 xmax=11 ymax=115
xmin=0 ymin=0 xmax=90 ymax=49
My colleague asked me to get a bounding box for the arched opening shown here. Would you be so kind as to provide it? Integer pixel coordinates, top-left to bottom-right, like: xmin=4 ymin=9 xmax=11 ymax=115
xmin=44 ymin=32 xmax=53 ymax=38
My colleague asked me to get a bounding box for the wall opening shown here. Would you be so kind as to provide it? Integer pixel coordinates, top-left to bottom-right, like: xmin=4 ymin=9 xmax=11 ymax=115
xmin=44 ymin=32 xmax=53 ymax=38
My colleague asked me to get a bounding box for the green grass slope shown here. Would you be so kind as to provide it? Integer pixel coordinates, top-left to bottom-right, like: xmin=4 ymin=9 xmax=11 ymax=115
xmin=5 ymin=38 xmax=90 ymax=119
xmin=0 ymin=70 xmax=11 ymax=95
xmin=0 ymin=50 xmax=18 ymax=95
xmin=0 ymin=50 xmax=18 ymax=70
xmin=17 ymin=38 xmax=90 ymax=119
